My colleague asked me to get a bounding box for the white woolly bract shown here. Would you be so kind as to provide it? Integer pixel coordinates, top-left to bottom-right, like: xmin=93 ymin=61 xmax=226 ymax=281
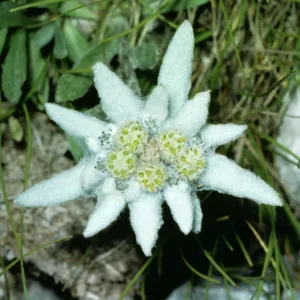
xmin=81 ymin=154 xmax=107 ymax=190
xmin=83 ymin=191 xmax=126 ymax=237
xmin=124 ymin=178 xmax=142 ymax=202
xmin=164 ymin=91 xmax=210 ymax=138
xmin=129 ymin=193 xmax=163 ymax=256
xmin=164 ymin=181 xmax=193 ymax=234
xmin=276 ymin=88 xmax=300 ymax=207
xmin=45 ymin=103 xmax=105 ymax=139
xmin=93 ymin=63 xmax=143 ymax=124
xmin=158 ymin=20 xmax=194 ymax=116
xmin=201 ymin=154 xmax=282 ymax=206
xmin=15 ymin=158 xmax=87 ymax=207
xmin=142 ymin=85 xmax=169 ymax=125
xmin=192 ymin=196 xmax=203 ymax=233
xmin=200 ymin=124 xmax=247 ymax=149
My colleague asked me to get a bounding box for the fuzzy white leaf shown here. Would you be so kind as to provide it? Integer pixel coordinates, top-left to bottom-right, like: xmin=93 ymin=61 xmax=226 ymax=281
xmin=164 ymin=181 xmax=193 ymax=234
xmin=93 ymin=62 xmax=143 ymax=123
xmin=142 ymin=85 xmax=169 ymax=125
xmin=158 ymin=20 xmax=194 ymax=116
xmin=15 ymin=158 xmax=88 ymax=207
xmin=83 ymin=190 xmax=125 ymax=237
xmin=129 ymin=193 xmax=163 ymax=256
xmin=192 ymin=195 xmax=203 ymax=233
xmin=201 ymin=124 xmax=247 ymax=149
xmin=201 ymin=154 xmax=282 ymax=206
xmin=45 ymin=103 xmax=106 ymax=139
xmin=164 ymin=91 xmax=210 ymax=137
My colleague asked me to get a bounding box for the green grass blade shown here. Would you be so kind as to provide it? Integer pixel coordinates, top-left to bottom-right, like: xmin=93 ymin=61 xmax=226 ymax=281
xmin=10 ymin=0 xmax=74 ymax=12
xmin=235 ymin=232 xmax=253 ymax=267
xmin=181 ymin=253 xmax=220 ymax=284
xmin=119 ymin=254 xmax=156 ymax=300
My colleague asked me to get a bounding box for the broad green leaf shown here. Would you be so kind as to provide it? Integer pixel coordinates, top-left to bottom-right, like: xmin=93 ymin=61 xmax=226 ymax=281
xmin=63 ymin=20 xmax=89 ymax=62
xmin=56 ymin=74 xmax=92 ymax=103
xmin=0 ymin=2 xmax=34 ymax=27
xmin=32 ymin=23 xmax=56 ymax=48
xmin=129 ymin=42 xmax=160 ymax=70
xmin=1 ymin=30 xmax=27 ymax=104
xmin=8 ymin=116 xmax=24 ymax=142
xmin=0 ymin=28 xmax=8 ymax=55
xmin=59 ymin=0 xmax=97 ymax=20
xmin=54 ymin=30 xmax=67 ymax=59
xmin=56 ymin=40 xmax=119 ymax=102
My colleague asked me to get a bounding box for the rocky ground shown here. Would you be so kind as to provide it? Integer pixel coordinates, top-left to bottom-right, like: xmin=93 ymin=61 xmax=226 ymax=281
xmin=0 ymin=112 xmax=143 ymax=299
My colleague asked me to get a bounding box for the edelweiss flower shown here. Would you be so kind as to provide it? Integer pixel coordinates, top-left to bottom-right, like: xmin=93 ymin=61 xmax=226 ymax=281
xmin=15 ymin=21 xmax=282 ymax=256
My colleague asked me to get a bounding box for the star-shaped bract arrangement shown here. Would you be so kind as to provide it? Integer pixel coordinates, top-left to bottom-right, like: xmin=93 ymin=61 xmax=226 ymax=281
xmin=15 ymin=21 xmax=282 ymax=256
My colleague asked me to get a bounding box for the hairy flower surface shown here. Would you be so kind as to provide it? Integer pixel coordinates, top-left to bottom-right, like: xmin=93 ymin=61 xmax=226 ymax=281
xmin=15 ymin=21 xmax=282 ymax=256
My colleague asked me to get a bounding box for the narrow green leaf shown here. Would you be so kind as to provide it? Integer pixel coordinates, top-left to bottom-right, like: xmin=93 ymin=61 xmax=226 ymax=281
xmin=28 ymin=33 xmax=49 ymax=105
xmin=54 ymin=30 xmax=67 ymax=59
xmin=0 ymin=28 xmax=8 ymax=55
xmin=0 ymin=2 xmax=34 ymax=27
xmin=8 ymin=116 xmax=24 ymax=142
xmin=1 ymin=30 xmax=27 ymax=104
xmin=63 ymin=20 xmax=89 ymax=62
xmin=32 ymin=23 xmax=56 ymax=48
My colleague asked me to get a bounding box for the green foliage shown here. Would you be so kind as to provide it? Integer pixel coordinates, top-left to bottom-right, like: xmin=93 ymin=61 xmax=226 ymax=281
xmin=130 ymin=42 xmax=160 ymax=70
xmin=0 ymin=28 xmax=8 ymax=55
xmin=56 ymin=40 xmax=119 ymax=102
xmin=63 ymin=20 xmax=90 ymax=62
xmin=8 ymin=116 xmax=24 ymax=142
xmin=0 ymin=2 xmax=34 ymax=27
xmin=1 ymin=29 xmax=27 ymax=104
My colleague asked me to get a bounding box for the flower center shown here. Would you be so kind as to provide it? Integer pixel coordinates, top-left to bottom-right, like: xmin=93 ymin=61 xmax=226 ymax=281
xmin=175 ymin=146 xmax=205 ymax=180
xmin=157 ymin=129 xmax=186 ymax=163
xmin=137 ymin=163 xmax=166 ymax=192
xmin=106 ymin=149 xmax=136 ymax=179
xmin=104 ymin=122 xmax=206 ymax=191
xmin=116 ymin=121 xmax=148 ymax=153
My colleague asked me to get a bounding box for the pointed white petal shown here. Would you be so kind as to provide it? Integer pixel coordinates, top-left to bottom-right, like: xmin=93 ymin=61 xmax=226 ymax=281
xmin=141 ymin=85 xmax=169 ymax=126
xmin=93 ymin=63 xmax=143 ymax=123
xmin=192 ymin=195 xmax=203 ymax=233
xmin=201 ymin=154 xmax=282 ymax=206
xmin=15 ymin=158 xmax=88 ymax=207
xmin=164 ymin=181 xmax=193 ymax=234
xmin=201 ymin=124 xmax=247 ymax=149
xmin=124 ymin=178 xmax=142 ymax=203
xmin=158 ymin=20 xmax=194 ymax=116
xmin=164 ymin=91 xmax=210 ymax=137
xmin=45 ymin=103 xmax=106 ymax=139
xmin=83 ymin=190 xmax=125 ymax=237
xmin=81 ymin=154 xmax=107 ymax=190
xmin=129 ymin=193 xmax=163 ymax=256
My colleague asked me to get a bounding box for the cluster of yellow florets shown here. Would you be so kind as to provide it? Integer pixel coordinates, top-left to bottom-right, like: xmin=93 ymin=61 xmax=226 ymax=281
xmin=105 ymin=121 xmax=205 ymax=192
xmin=137 ymin=164 xmax=166 ymax=192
